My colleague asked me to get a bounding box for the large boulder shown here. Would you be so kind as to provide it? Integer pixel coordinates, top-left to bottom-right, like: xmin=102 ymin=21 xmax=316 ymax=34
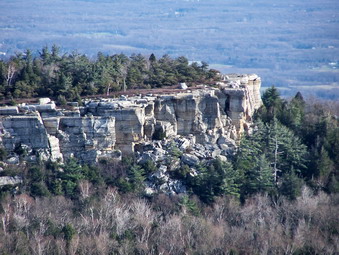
xmin=0 ymin=176 xmax=22 ymax=186
xmin=181 ymin=153 xmax=199 ymax=166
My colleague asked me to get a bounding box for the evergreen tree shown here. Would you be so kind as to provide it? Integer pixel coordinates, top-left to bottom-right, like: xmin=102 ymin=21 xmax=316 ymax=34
xmin=236 ymin=121 xmax=275 ymax=197
xmin=39 ymin=46 xmax=52 ymax=65
xmin=317 ymin=146 xmax=334 ymax=180
xmin=279 ymin=170 xmax=302 ymax=200
xmin=266 ymin=118 xmax=308 ymax=180
xmin=128 ymin=164 xmax=145 ymax=192
xmin=51 ymin=44 xmax=61 ymax=62
xmin=279 ymin=92 xmax=305 ymax=133
xmin=126 ymin=54 xmax=148 ymax=89
xmin=59 ymin=159 xmax=85 ymax=198
xmin=149 ymin=53 xmax=156 ymax=63
xmin=0 ymin=47 xmax=217 ymax=99
xmin=262 ymin=86 xmax=282 ymax=110
xmin=242 ymin=154 xmax=274 ymax=196
xmin=191 ymin=159 xmax=240 ymax=203
xmin=258 ymin=86 xmax=284 ymax=123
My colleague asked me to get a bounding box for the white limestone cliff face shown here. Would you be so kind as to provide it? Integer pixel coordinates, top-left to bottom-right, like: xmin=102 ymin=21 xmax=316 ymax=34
xmin=57 ymin=116 xmax=116 ymax=163
xmin=217 ymin=74 xmax=262 ymax=133
xmin=154 ymin=92 xmax=224 ymax=136
xmin=153 ymin=91 xmax=227 ymax=144
xmin=2 ymin=115 xmax=49 ymax=151
xmin=110 ymin=108 xmax=145 ymax=154
xmin=0 ymin=73 xmax=262 ymax=163
xmin=0 ymin=114 xmax=117 ymax=163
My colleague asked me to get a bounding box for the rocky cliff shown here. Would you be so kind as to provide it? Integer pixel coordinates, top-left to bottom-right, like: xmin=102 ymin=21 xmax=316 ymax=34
xmin=0 ymin=74 xmax=262 ymax=164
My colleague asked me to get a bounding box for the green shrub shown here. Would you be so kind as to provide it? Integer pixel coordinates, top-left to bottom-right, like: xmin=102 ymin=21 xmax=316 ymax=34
xmin=171 ymin=164 xmax=190 ymax=179
xmin=30 ymin=182 xmax=50 ymax=197
xmin=141 ymin=160 xmax=157 ymax=175
xmin=28 ymin=166 xmax=43 ymax=182
xmin=62 ymin=224 xmax=76 ymax=242
xmin=116 ymin=178 xmax=133 ymax=193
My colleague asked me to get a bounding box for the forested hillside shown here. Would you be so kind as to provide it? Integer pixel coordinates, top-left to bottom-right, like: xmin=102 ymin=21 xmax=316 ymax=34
xmin=0 ymin=47 xmax=218 ymax=104
xmin=0 ymin=85 xmax=338 ymax=254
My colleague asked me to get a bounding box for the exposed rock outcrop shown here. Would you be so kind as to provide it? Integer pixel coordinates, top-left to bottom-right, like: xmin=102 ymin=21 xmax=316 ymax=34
xmin=0 ymin=114 xmax=117 ymax=163
xmin=0 ymin=73 xmax=262 ymax=164
xmin=57 ymin=116 xmax=116 ymax=163
xmin=0 ymin=176 xmax=22 ymax=186
xmin=2 ymin=115 xmax=49 ymax=151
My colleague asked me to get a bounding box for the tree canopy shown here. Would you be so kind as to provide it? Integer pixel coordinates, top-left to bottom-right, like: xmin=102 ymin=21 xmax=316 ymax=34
xmin=0 ymin=46 xmax=220 ymax=103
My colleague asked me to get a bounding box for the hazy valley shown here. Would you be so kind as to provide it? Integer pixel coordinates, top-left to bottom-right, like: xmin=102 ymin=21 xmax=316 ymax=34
xmin=0 ymin=0 xmax=338 ymax=98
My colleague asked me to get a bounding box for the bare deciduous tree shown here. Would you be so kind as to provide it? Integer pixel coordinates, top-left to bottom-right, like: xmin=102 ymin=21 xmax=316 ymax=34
xmin=6 ymin=62 xmax=16 ymax=87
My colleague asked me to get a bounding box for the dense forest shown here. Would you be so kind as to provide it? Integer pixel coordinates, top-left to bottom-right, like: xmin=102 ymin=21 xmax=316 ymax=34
xmin=0 ymin=49 xmax=338 ymax=254
xmin=0 ymin=46 xmax=218 ymax=104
